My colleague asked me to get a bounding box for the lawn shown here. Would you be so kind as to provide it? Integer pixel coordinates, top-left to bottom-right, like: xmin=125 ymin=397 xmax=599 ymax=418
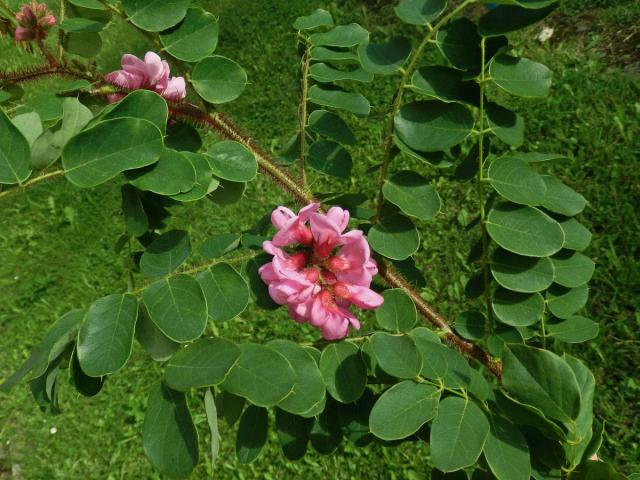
xmin=1 ymin=0 xmax=639 ymax=478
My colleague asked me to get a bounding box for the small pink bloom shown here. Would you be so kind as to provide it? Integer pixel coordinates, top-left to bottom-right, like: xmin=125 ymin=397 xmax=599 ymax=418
xmin=105 ymin=52 xmax=187 ymax=103
xmin=259 ymin=203 xmax=384 ymax=340
xmin=14 ymin=2 xmax=55 ymax=41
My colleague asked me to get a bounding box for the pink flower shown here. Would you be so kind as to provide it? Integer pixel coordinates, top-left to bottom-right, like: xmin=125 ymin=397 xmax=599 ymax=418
xmin=104 ymin=52 xmax=187 ymax=103
xmin=259 ymin=204 xmax=383 ymax=340
xmin=14 ymin=2 xmax=56 ymax=41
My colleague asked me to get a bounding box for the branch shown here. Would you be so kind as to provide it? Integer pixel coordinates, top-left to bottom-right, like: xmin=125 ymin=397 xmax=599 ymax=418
xmin=374 ymin=0 xmax=477 ymax=220
xmin=0 ymin=169 xmax=65 ymax=199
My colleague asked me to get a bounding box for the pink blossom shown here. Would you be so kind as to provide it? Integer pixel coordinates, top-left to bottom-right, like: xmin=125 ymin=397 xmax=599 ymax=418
xmin=104 ymin=52 xmax=187 ymax=103
xmin=14 ymin=2 xmax=56 ymax=41
xmin=259 ymin=204 xmax=383 ymax=340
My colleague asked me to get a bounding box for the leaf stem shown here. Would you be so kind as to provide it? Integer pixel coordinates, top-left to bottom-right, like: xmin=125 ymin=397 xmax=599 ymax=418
xmin=129 ymin=252 xmax=260 ymax=296
xmin=0 ymin=169 xmax=65 ymax=199
xmin=298 ymin=37 xmax=311 ymax=188
xmin=477 ymin=36 xmax=494 ymax=333
xmin=374 ymin=0 xmax=476 ymax=221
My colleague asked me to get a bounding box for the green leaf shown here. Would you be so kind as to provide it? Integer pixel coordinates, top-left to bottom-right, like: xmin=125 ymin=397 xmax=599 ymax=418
xmin=369 ymin=381 xmax=440 ymax=440
xmin=490 ymin=55 xmax=552 ymax=98
xmin=200 ymin=234 xmax=241 ymax=259
xmin=11 ymin=112 xmax=42 ymax=147
xmin=550 ymin=250 xmax=594 ymax=288
xmin=31 ymin=309 xmax=84 ymax=379
xmin=68 ymin=0 xmax=107 ymax=9
xmin=0 ymin=108 xmax=31 ymax=184
xmin=309 ymin=400 xmax=342 ymax=454
xmin=307 ymin=85 xmax=370 ymax=116
xmin=171 ymin=152 xmax=219 ymax=202
xmin=59 ymin=17 xmax=104 ymax=33
xmin=410 ymin=66 xmax=478 ymax=104
xmin=455 ymin=310 xmax=487 ymax=340
xmin=369 ymin=333 xmax=422 ymax=379
xmin=142 ymin=383 xmax=198 ymax=478
xmin=375 ymin=288 xmax=417 ymax=332
xmin=382 ymin=170 xmax=441 ymax=220
xmin=319 ymin=342 xmax=366 ymax=403
xmin=205 ymin=140 xmax=257 ymax=182
xmin=309 ymin=24 xmax=369 ymax=47
xmin=121 ymin=185 xmax=148 ymax=236
xmin=494 ymin=390 xmax=567 ymax=441
xmin=569 ymin=461 xmax=627 ymax=480
xmin=268 ymin=340 xmax=326 ymax=417
xmin=412 ymin=338 xmax=472 ymax=388
xmin=486 ymin=203 xmax=564 ymax=257
xmin=164 ymin=337 xmax=240 ymax=391
xmin=487 ymin=325 xmax=524 ymax=357
xmin=192 ymin=55 xmax=247 ymax=104
xmin=142 ymin=275 xmax=208 ymax=342
xmin=217 ymin=391 xmax=245 ymax=427
xmin=159 ymin=7 xmax=218 ymax=62
xmin=492 ymin=287 xmax=545 ymax=327
xmin=547 ymin=316 xmax=599 ymax=343
xmin=165 ymin=121 xmax=202 ymax=152
xmin=135 ymin=308 xmax=179 ymax=361
xmin=357 ymin=37 xmax=412 ymax=75
xmin=309 ymin=63 xmax=374 ymax=83
xmin=293 ymin=9 xmax=333 ymax=30
xmin=310 ymin=46 xmax=359 ymax=63
xmin=307 ymin=110 xmax=355 ymax=145
xmin=486 ymin=103 xmax=525 ymax=147
xmin=557 ymin=217 xmax=591 ymax=252
xmin=479 ymin=5 xmax=556 ymax=37
xmin=430 ymin=397 xmax=490 ymax=472
xmin=275 ymin=408 xmax=311 ymax=460
xmin=337 ymin=391 xmax=375 ymax=446
xmin=436 ymin=18 xmax=482 ymax=71
xmin=484 ymin=415 xmax=531 ymax=480
xmin=564 ymin=355 xmax=595 ymax=465
xmin=102 ymin=89 xmax=168 ymax=134
xmin=140 ymin=230 xmax=191 ymax=278
xmin=77 ymin=294 xmax=138 ymax=377
xmin=70 ymin=351 xmax=103 ymax=397
xmin=546 ymin=284 xmax=589 ymax=319
xmin=122 ymin=0 xmax=189 ymax=31
xmin=394 ymin=135 xmax=454 ymax=168
xmin=307 ymin=140 xmax=353 ymax=179
xmin=127 ymin=148 xmax=197 ymax=195
xmin=487 ymin=155 xmax=546 ymax=205
xmin=21 ymin=93 xmax=64 ymax=122
xmin=395 ymin=101 xmax=474 ymax=152
xmin=394 ymin=0 xmax=447 ymax=25
xmin=204 ymin=389 xmax=220 ymax=468
xmin=63 ymin=32 xmax=102 ymax=58
xmin=236 ymin=406 xmax=268 ymax=464
xmin=31 ymin=98 xmax=93 ymax=170
xmin=222 ymin=343 xmax=296 ymax=407
xmin=368 ymin=213 xmax=420 ymax=260
xmin=491 ymin=248 xmax=555 ymax=293
xmin=541 ymin=175 xmax=587 ymax=216
xmin=62 ymin=118 xmax=162 ymax=188
xmin=196 ymin=262 xmax=250 ymax=322
xmin=502 ymin=344 xmax=581 ymax=424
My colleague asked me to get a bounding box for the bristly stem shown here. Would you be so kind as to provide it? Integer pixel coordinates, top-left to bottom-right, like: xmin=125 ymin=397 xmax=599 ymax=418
xmin=374 ymin=0 xmax=476 ymax=221
xmin=57 ymin=0 xmax=65 ymax=61
xmin=298 ymin=36 xmax=311 ymax=188
xmin=477 ymin=36 xmax=494 ymax=332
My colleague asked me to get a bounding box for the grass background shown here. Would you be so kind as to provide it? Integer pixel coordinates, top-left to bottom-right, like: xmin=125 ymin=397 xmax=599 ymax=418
xmin=1 ymin=0 xmax=639 ymax=478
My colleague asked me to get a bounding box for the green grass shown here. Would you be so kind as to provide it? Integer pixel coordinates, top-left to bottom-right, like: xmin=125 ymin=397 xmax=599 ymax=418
xmin=1 ymin=0 xmax=639 ymax=477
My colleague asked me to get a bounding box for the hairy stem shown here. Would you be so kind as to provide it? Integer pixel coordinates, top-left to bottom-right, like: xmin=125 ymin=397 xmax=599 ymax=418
xmin=378 ymin=260 xmax=502 ymax=378
xmin=477 ymin=37 xmax=494 ymax=332
xmin=374 ymin=0 xmax=476 ymax=220
xmin=57 ymin=0 xmax=65 ymax=61
xmin=298 ymin=38 xmax=311 ymax=187
xmin=0 ymin=65 xmax=94 ymax=83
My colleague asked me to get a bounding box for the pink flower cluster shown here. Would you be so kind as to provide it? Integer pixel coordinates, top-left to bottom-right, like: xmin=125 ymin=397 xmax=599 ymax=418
xmin=259 ymin=203 xmax=384 ymax=340
xmin=14 ymin=2 xmax=56 ymax=41
xmin=105 ymin=52 xmax=187 ymax=103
